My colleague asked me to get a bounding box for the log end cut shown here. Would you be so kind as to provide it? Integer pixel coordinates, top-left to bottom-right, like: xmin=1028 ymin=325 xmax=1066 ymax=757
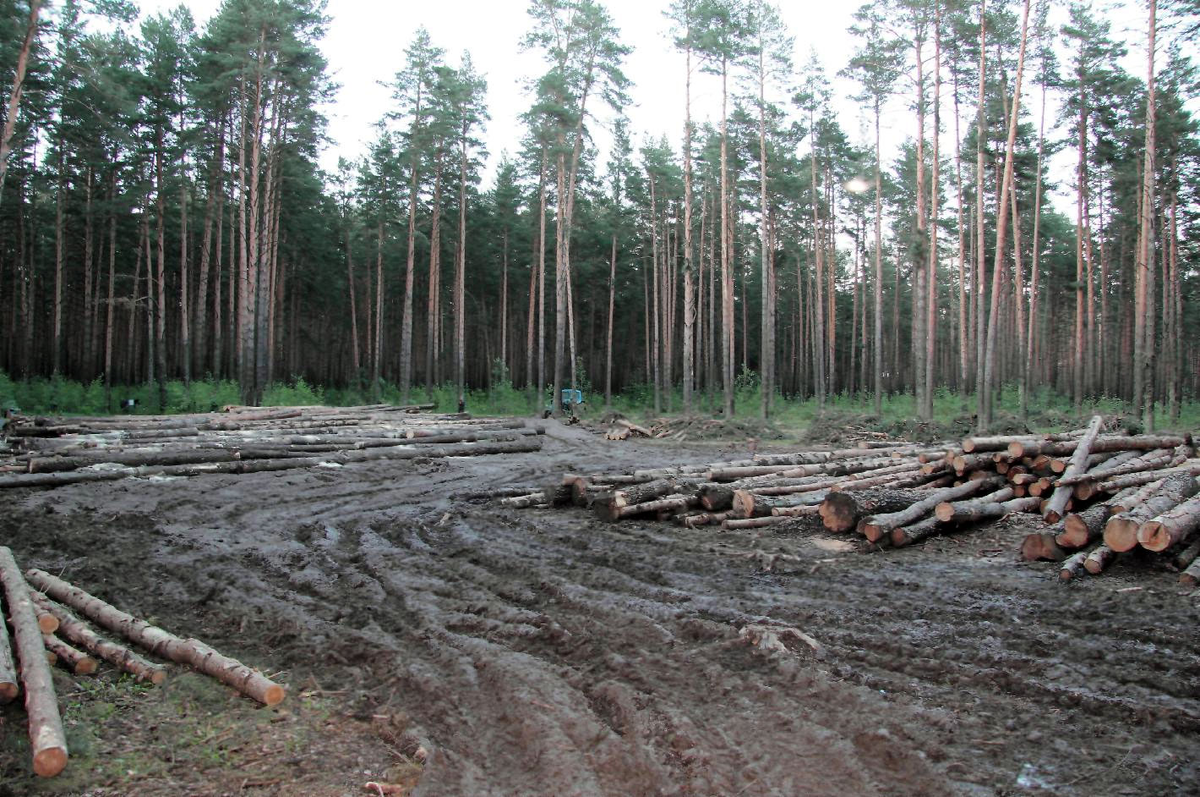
xmin=32 ymin=745 xmax=68 ymax=779
xmin=0 ymin=682 xmax=17 ymax=703
xmin=1102 ymin=516 xmax=1141 ymax=553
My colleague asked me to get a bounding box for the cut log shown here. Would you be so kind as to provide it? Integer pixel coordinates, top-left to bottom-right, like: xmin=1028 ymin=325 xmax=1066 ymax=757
xmin=612 ymin=494 xmax=700 ymax=520
xmin=499 ymin=492 xmax=549 ymax=510
xmin=1068 ymin=450 xmax=1174 ymax=499
xmin=733 ymin=490 xmax=825 ymax=519
xmin=1137 ymin=494 xmax=1200 ymax=553
xmin=700 ymin=484 xmax=735 ymax=511
xmin=681 ymin=512 xmax=729 ymax=528
xmin=817 ymin=489 xmax=929 ymax=533
xmin=858 ymin=477 xmax=1004 ymax=543
xmin=0 ymin=548 xmax=68 ymax=777
xmin=1017 ymin=434 xmax=1189 ymax=458
xmin=1174 ymin=539 xmax=1200 ymax=571
xmin=933 ymin=487 xmax=1014 ymax=522
xmin=1058 ymin=504 xmax=1111 ymax=549
xmin=1042 ymin=415 xmax=1104 ymax=524
xmin=0 ymin=592 xmax=16 ymax=702
xmin=722 ymin=517 xmax=791 ymax=530
xmin=1103 ymin=475 xmax=1200 ymax=553
xmin=41 ymin=635 xmax=99 ymax=675
xmin=24 ymin=570 xmax=284 ymax=706
xmin=1178 ymin=558 xmax=1200 ymax=587
xmin=1095 ymin=461 xmax=1200 ymax=493
xmin=1020 ymin=532 xmax=1067 ymax=562
xmin=890 ymin=516 xmax=943 ymax=547
xmin=28 ymin=592 xmax=166 ymax=685
xmin=771 ymin=505 xmax=822 ymax=518
xmin=1083 ymin=544 xmax=1117 ymax=575
xmin=1059 ymin=549 xmax=1091 ymax=581
xmin=1108 ymin=480 xmax=1165 ymax=515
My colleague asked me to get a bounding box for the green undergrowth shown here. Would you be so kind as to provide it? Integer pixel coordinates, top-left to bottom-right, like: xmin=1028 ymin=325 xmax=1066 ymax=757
xmin=1 ymin=370 xmax=1196 ymax=436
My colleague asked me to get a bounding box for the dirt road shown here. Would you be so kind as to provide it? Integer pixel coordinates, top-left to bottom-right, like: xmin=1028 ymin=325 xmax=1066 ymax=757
xmin=2 ymin=420 xmax=1197 ymax=795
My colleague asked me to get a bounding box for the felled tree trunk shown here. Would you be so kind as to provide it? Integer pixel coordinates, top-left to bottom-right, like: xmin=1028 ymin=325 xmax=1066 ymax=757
xmin=818 ymin=489 xmax=928 ymax=533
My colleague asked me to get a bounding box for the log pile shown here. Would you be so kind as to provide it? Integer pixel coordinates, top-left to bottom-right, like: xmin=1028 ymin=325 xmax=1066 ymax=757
xmin=0 ymin=404 xmax=544 ymax=489
xmin=503 ymin=416 xmax=1200 ymax=584
xmin=0 ymin=548 xmax=286 ymax=779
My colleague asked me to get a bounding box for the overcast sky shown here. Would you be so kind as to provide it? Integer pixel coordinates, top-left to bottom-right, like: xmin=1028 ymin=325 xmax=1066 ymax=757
xmin=132 ymin=0 xmax=1163 ymax=212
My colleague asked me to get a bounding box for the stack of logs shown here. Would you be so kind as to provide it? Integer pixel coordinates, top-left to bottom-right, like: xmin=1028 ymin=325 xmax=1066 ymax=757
xmin=506 ymin=416 xmax=1200 ymax=584
xmin=0 ymin=547 xmax=284 ymax=779
xmin=0 ymin=404 xmax=543 ymax=489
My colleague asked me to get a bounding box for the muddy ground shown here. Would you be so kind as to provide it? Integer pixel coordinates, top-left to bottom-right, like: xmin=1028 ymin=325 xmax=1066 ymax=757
xmin=2 ymin=419 xmax=1198 ymax=796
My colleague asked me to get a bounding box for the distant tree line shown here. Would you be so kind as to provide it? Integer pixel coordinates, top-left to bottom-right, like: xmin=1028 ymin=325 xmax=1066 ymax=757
xmin=0 ymin=0 xmax=1196 ymax=431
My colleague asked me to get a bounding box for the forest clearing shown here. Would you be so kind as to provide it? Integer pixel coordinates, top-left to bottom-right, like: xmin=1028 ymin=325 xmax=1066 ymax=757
xmin=2 ymin=407 xmax=1199 ymax=795
xmin=3 ymin=0 xmax=1200 ymax=793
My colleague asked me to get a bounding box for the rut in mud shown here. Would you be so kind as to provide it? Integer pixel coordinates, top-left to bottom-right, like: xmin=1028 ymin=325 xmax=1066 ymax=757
xmin=2 ymin=421 xmax=1198 ymax=795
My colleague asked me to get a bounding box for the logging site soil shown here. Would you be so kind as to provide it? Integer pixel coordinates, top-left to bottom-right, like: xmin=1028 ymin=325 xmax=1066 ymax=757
xmin=2 ymin=419 xmax=1199 ymax=796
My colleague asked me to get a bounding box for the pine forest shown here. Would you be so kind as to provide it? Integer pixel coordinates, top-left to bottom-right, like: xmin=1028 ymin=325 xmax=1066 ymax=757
xmin=1 ymin=0 xmax=1198 ymax=433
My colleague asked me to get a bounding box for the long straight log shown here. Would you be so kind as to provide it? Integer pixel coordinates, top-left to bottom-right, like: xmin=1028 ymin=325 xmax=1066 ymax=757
xmin=934 ymin=493 xmax=1039 ymax=524
xmin=24 ymin=570 xmax=284 ymax=706
xmin=1015 ymin=434 xmax=1189 ymax=459
xmin=1103 ymin=475 xmax=1199 ymax=553
xmin=890 ymin=515 xmax=942 ymax=547
xmin=1109 ymin=479 xmax=1165 ymax=514
xmin=733 ymin=490 xmax=825 ymax=519
xmin=1056 ymin=449 xmax=1164 ymax=487
xmin=858 ymin=476 xmax=1004 ymax=543
xmin=0 ymin=549 xmax=68 ymax=778
xmin=613 ymin=494 xmax=700 ymax=520
xmin=1042 ymin=415 xmax=1104 ymax=524
xmin=1174 ymin=539 xmax=1200 ymax=571
xmin=29 ymin=593 xmax=166 ymax=685
xmin=1095 ymin=461 xmax=1200 ymax=493
xmin=0 ymin=592 xmax=16 ymax=702
xmin=1137 ymin=494 xmax=1200 ymax=553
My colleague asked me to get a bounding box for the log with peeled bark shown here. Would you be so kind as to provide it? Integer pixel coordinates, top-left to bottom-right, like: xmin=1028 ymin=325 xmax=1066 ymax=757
xmin=0 ymin=549 xmax=68 ymax=778
xmin=857 ymin=477 xmax=1004 ymax=543
xmin=818 ymin=489 xmax=930 ymax=532
xmin=41 ymin=634 xmax=98 ymax=675
xmin=1020 ymin=531 xmax=1067 ymax=562
xmin=1083 ymin=544 xmax=1117 ymax=575
xmin=31 ymin=600 xmax=60 ymax=634
xmin=0 ymin=599 xmax=16 ymax=702
xmin=1059 ymin=549 xmax=1092 ymax=581
xmin=771 ymin=505 xmax=823 ymax=518
xmin=24 ymin=570 xmax=284 ymax=706
xmin=1042 ymin=415 xmax=1104 ymax=524
xmin=1136 ymin=494 xmax=1200 ymax=553
xmin=29 ymin=592 xmax=166 ymax=685
xmin=1102 ymin=475 xmax=1200 ymax=553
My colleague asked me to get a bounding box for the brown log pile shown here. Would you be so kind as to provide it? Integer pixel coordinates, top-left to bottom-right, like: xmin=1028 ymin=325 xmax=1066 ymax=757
xmin=505 ymin=417 xmax=1198 ymax=583
xmin=0 ymin=405 xmax=544 ymax=489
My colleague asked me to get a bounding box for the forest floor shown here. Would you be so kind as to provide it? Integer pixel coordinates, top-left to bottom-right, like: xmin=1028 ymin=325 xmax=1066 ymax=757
xmin=1 ymin=418 xmax=1198 ymax=796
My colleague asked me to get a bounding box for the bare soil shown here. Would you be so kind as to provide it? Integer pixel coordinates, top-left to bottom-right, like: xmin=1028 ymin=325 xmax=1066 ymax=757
xmin=2 ymin=419 xmax=1198 ymax=796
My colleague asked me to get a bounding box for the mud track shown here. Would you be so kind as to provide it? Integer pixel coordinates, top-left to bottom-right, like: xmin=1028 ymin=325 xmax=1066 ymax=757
xmin=3 ymin=421 xmax=1198 ymax=795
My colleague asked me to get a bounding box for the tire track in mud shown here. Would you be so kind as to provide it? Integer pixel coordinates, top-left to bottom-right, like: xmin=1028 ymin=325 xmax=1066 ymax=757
xmin=5 ymin=426 xmax=1198 ymax=795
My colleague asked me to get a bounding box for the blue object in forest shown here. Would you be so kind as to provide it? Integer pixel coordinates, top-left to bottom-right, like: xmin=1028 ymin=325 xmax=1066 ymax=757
xmin=547 ymin=389 xmax=585 ymax=412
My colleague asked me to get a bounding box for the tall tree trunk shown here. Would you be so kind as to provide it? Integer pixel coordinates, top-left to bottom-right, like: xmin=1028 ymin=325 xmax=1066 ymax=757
xmin=809 ymin=107 xmax=826 ymax=410
xmin=1023 ymin=77 xmax=1047 ymax=421
xmin=682 ymin=25 xmax=695 ymax=416
xmin=426 ymin=148 xmax=444 ymax=397
xmin=180 ymin=183 xmax=190 ymax=385
xmin=973 ymin=0 xmax=988 ymax=424
xmin=720 ymin=60 xmax=735 ymax=417
xmin=873 ymin=98 xmax=884 ymax=416
xmin=346 ymin=218 xmax=361 ymax=382
xmin=103 ymin=176 xmax=117 ymax=406
xmin=925 ymin=4 xmax=942 ymax=417
xmin=0 ymin=0 xmax=41 ymax=207
xmin=605 ymin=232 xmax=616 ymax=408
xmin=914 ymin=19 xmax=929 ymax=420
xmin=980 ymin=0 xmax=1030 ymax=430
xmin=1134 ymin=0 xmax=1157 ymax=430
xmin=455 ymin=127 xmax=468 ymax=412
